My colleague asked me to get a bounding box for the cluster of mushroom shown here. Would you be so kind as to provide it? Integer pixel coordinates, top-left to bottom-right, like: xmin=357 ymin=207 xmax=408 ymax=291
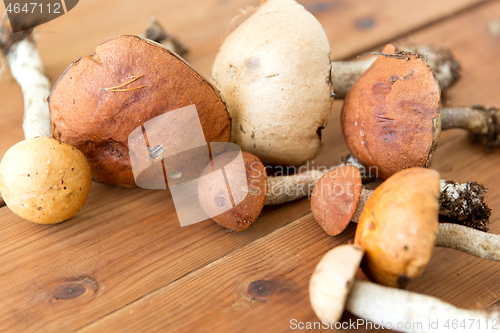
xmin=309 ymin=168 xmax=500 ymax=330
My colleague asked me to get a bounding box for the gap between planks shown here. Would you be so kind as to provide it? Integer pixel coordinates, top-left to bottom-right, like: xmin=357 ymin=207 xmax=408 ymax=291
xmin=332 ymin=0 xmax=499 ymax=61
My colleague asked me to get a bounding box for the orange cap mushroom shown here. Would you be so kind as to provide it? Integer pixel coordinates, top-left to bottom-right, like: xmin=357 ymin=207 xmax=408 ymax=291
xmin=341 ymin=44 xmax=442 ymax=180
xmin=198 ymin=151 xmax=268 ymax=231
xmin=311 ymin=165 xmax=363 ymax=236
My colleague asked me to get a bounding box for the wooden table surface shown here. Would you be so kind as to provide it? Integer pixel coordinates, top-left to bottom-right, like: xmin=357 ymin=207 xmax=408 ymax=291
xmin=1 ymin=0 xmax=500 ymax=332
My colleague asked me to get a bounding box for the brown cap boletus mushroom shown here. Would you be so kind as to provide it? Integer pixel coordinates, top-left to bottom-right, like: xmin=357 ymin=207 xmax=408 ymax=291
xmin=342 ymin=44 xmax=500 ymax=180
xmin=198 ymin=152 xmax=369 ymax=231
xmin=49 ymin=35 xmax=231 ymax=187
xmin=198 ymin=151 xmax=268 ymax=231
xmin=354 ymin=168 xmax=500 ymax=288
xmin=310 ymin=244 xmax=500 ymax=331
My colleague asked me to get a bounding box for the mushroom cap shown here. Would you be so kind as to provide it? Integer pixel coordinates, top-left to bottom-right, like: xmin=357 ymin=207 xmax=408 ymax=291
xmin=309 ymin=244 xmax=365 ymax=323
xmin=49 ymin=35 xmax=231 ymax=187
xmin=354 ymin=168 xmax=440 ymax=288
xmin=311 ymin=165 xmax=362 ymax=236
xmin=341 ymin=44 xmax=442 ymax=180
xmin=0 ymin=137 xmax=92 ymax=224
xmin=211 ymin=0 xmax=333 ymax=167
xmin=198 ymin=151 xmax=268 ymax=231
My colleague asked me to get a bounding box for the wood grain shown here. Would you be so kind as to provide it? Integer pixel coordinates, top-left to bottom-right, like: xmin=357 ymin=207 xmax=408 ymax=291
xmin=0 ymin=0 xmax=499 ymax=332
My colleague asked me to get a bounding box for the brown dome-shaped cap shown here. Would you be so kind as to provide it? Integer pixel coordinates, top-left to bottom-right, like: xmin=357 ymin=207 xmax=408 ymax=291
xmin=198 ymin=151 xmax=268 ymax=231
xmin=49 ymin=35 xmax=231 ymax=187
xmin=354 ymin=168 xmax=440 ymax=288
xmin=311 ymin=165 xmax=362 ymax=236
xmin=341 ymin=44 xmax=442 ymax=180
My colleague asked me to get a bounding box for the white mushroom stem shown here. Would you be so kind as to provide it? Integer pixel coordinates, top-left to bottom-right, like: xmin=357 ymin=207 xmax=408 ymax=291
xmin=0 ymin=17 xmax=51 ymax=139
xmin=332 ymin=43 xmax=460 ymax=99
xmin=436 ymin=223 xmax=500 ymax=261
xmin=347 ymin=280 xmax=499 ymax=333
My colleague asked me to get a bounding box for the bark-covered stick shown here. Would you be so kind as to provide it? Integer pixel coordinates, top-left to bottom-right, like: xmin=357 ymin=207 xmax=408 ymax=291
xmin=331 ymin=43 xmax=460 ymax=99
xmin=310 ymin=244 xmax=499 ymax=332
xmin=0 ymin=15 xmax=51 ymax=139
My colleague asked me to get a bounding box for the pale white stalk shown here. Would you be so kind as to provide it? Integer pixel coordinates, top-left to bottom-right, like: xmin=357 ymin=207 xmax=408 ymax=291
xmin=1 ymin=17 xmax=52 ymax=139
xmin=347 ymin=280 xmax=499 ymax=333
xmin=310 ymin=245 xmax=499 ymax=333
xmin=436 ymin=223 xmax=500 ymax=261
xmin=6 ymin=39 xmax=51 ymax=139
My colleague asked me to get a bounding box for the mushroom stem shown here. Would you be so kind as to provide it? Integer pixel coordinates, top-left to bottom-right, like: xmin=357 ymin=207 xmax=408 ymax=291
xmin=332 ymin=43 xmax=460 ymax=99
xmin=441 ymin=105 xmax=500 ymax=148
xmin=142 ymin=17 xmax=188 ymax=57
xmin=436 ymin=223 xmax=500 ymax=261
xmin=347 ymin=279 xmax=499 ymax=333
xmin=264 ymin=155 xmax=367 ymax=205
xmin=0 ymin=15 xmax=51 ymax=139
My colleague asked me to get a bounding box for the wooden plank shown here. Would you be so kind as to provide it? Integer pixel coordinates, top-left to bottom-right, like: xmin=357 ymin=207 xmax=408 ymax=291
xmin=0 ymin=0 xmax=498 ymax=332
xmin=70 ymin=1 xmax=500 ymax=332
xmin=0 ymin=182 xmax=317 ymax=332
xmin=75 ymin=215 xmax=500 ymax=333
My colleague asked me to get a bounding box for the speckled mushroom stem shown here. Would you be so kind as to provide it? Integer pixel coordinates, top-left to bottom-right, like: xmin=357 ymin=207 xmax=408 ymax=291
xmin=0 ymin=15 xmax=51 ymax=139
xmin=441 ymin=105 xmax=500 ymax=148
xmin=265 ymin=155 xmax=367 ymax=205
xmin=142 ymin=17 xmax=188 ymax=57
xmin=347 ymin=280 xmax=499 ymax=333
xmin=436 ymin=223 xmax=500 ymax=261
xmin=332 ymin=43 xmax=460 ymax=99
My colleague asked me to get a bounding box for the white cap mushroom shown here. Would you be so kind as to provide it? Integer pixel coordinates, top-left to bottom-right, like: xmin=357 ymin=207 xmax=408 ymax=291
xmin=310 ymin=244 xmax=500 ymax=332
